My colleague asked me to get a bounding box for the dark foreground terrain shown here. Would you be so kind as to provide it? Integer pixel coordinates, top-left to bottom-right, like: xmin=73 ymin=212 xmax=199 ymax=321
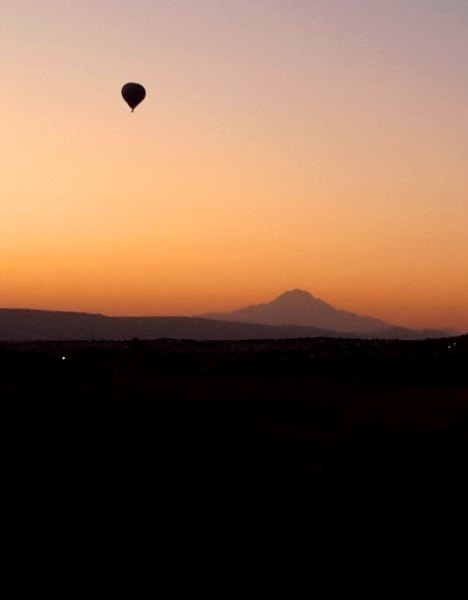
xmin=4 ymin=335 xmax=468 ymax=596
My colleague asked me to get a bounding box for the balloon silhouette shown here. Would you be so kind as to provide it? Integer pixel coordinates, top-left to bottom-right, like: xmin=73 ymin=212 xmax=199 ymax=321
xmin=121 ymin=83 xmax=146 ymax=112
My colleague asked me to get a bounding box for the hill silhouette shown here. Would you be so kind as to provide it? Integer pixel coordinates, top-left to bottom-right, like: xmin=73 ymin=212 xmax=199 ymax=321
xmin=0 ymin=290 xmax=449 ymax=341
xmin=0 ymin=308 xmax=337 ymax=341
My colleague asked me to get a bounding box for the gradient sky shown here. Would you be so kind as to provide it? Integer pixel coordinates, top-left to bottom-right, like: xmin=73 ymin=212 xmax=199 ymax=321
xmin=1 ymin=1 xmax=467 ymax=331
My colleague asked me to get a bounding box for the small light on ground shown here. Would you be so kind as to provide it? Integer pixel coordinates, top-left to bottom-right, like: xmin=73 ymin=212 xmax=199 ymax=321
xmin=62 ymin=356 xmax=66 ymax=360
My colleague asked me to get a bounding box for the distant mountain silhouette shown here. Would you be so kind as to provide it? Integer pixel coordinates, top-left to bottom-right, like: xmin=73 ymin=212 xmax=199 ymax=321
xmin=202 ymin=289 xmax=448 ymax=338
xmin=0 ymin=291 xmax=449 ymax=341
xmin=0 ymin=309 xmax=338 ymax=342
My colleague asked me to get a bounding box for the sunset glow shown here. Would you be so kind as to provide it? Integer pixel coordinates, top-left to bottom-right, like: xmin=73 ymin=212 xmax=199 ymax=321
xmin=1 ymin=1 xmax=467 ymax=331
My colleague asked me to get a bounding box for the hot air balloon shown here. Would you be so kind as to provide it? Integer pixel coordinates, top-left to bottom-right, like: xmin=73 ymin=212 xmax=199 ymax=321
xmin=121 ymin=83 xmax=146 ymax=112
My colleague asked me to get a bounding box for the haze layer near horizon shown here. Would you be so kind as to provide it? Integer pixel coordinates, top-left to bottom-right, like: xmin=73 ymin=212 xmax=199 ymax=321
xmin=1 ymin=1 xmax=467 ymax=331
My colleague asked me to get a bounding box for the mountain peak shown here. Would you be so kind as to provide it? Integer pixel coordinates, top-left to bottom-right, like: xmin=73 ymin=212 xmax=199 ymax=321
xmin=202 ymin=288 xmax=393 ymax=333
xmin=273 ymin=289 xmax=325 ymax=307
xmin=276 ymin=289 xmax=314 ymax=300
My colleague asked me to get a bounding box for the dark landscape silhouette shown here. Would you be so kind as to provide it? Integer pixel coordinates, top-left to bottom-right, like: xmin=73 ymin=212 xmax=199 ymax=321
xmin=0 ymin=290 xmax=450 ymax=341
xmin=6 ymin=332 xmax=468 ymax=595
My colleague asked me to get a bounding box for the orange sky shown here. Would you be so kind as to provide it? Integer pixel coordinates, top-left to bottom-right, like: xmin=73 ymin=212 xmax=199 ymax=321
xmin=1 ymin=1 xmax=467 ymax=331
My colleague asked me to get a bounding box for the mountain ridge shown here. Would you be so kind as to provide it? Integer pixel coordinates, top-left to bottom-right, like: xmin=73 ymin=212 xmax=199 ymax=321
xmin=0 ymin=308 xmax=340 ymax=341
xmin=0 ymin=289 xmax=450 ymax=341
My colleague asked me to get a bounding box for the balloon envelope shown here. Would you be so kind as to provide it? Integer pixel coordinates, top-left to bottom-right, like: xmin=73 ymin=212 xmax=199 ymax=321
xmin=121 ymin=83 xmax=146 ymax=111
